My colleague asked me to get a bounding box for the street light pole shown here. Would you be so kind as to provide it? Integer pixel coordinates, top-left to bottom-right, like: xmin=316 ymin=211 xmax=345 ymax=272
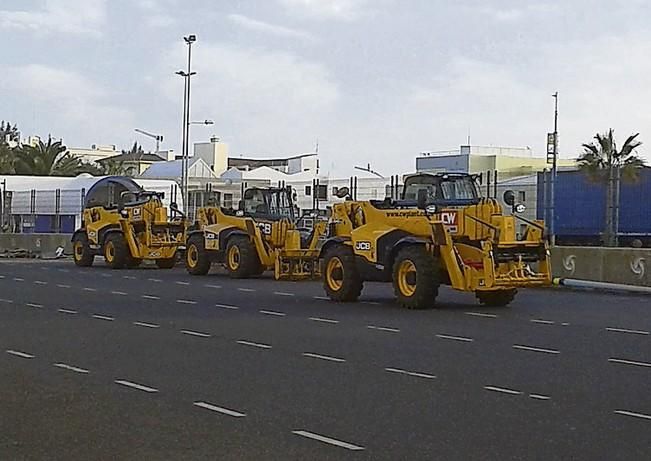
xmin=176 ymin=34 xmax=196 ymax=212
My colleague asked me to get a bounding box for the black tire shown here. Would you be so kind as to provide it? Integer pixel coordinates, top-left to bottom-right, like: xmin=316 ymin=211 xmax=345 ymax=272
xmin=322 ymin=244 xmax=363 ymax=302
xmin=156 ymin=257 xmax=176 ymax=269
xmin=225 ymin=236 xmax=261 ymax=278
xmin=72 ymin=232 xmax=94 ymax=267
xmin=104 ymin=233 xmax=129 ymax=269
xmin=392 ymin=246 xmax=440 ymax=309
xmin=126 ymin=257 xmax=142 ymax=268
xmin=186 ymin=236 xmax=211 ymax=275
xmin=476 ymin=289 xmax=517 ymax=307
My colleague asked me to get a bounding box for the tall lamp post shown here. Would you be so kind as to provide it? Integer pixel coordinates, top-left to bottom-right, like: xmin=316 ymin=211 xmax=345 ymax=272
xmin=546 ymin=92 xmax=559 ymax=246
xmin=176 ymin=34 xmax=197 ymax=212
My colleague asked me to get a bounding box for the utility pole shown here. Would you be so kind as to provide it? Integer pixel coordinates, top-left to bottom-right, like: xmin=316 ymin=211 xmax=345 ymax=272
xmin=176 ymin=34 xmax=197 ymax=212
xmin=547 ymin=92 xmax=559 ymax=246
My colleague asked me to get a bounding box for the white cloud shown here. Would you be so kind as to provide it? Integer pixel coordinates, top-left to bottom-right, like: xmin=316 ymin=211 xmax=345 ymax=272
xmin=228 ymin=13 xmax=314 ymax=41
xmin=0 ymin=0 xmax=107 ymax=37
xmin=159 ymin=42 xmax=339 ymax=155
xmin=146 ymin=14 xmax=176 ymax=28
xmin=278 ymin=0 xmax=370 ymax=20
xmin=0 ymin=64 xmax=134 ymax=147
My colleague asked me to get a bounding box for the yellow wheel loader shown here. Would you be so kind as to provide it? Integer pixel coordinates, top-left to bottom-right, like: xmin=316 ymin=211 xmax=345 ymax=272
xmin=321 ymin=173 xmax=551 ymax=309
xmin=185 ymin=186 xmax=327 ymax=280
xmin=71 ymin=177 xmax=186 ymax=269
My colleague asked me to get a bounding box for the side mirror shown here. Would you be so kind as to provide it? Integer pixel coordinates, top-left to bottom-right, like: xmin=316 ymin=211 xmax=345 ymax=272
xmin=334 ymin=186 xmax=350 ymax=199
xmin=417 ymin=189 xmax=428 ymax=209
xmin=503 ymin=190 xmax=516 ymax=206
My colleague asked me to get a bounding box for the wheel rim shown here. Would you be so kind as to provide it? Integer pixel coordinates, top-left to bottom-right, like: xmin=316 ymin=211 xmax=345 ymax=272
xmin=326 ymin=257 xmax=344 ymax=291
xmin=187 ymin=244 xmax=198 ymax=268
xmin=105 ymin=241 xmax=115 ymax=263
xmin=74 ymin=241 xmax=84 ymax=260
xmin=228 ymin=246 xmax=240 ymax=270
xmin=397 ymin=259 xmax=417 ymax=297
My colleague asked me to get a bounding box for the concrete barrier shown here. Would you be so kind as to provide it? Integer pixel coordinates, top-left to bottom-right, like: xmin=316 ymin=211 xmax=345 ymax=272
xmin=552 ymin=246 xmax=651 ymax=288
xmin=0 ymin=233 xmax=72 ymax=258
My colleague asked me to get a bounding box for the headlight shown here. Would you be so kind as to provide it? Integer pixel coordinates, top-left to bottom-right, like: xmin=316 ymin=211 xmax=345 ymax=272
xmin=425 ymin=204 xmax=437 ymax=214
xmin=514 ymin=203 xmax=526 ymax=214
xmin=119 ymin=209 xmax=129 ymax=218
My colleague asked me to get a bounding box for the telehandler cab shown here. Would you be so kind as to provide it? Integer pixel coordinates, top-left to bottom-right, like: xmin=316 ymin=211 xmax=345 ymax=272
xmin=72 ymin=177 xmax=185 ymax=269
xmin=321 ymin=172 xmax=551 ymax=309
xmin=185 ymin=186 xmax=327 ymax=280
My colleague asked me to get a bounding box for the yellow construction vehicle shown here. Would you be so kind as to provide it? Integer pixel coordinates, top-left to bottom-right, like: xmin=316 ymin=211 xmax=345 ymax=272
xmin=72 ymin=177 xmax=185 ymax=269
xmin=185 ymin=186 xmax=327 ymax=279
xmin=321 ymin=172 xmax=551 ymax=308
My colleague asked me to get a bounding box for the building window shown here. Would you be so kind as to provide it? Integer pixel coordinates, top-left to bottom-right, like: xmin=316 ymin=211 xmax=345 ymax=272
xmin=223 ymin=193 xmax=233 ymax=209
xmin=518 ymin=191 xmax=526 ymax=202
xmin=305 ymin=185 xmax=312 ymax=196
xmin=317 ymin=184 xmax=327 ymax=200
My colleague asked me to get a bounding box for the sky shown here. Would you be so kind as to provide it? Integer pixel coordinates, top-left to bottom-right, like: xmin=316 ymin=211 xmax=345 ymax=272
xmin=1 ymin=0 xmax=650 ymax=175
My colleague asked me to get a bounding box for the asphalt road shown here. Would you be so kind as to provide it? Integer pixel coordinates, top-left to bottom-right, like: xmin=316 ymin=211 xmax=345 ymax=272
xmin=0 ymin=259 xmax=649 ymax=460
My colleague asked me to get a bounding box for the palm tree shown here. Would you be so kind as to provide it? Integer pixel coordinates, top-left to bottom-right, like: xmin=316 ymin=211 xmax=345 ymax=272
xmin=0 ymin=144 xmax=16 ymax=174
xmin=577 ymin=129 xmax=645 ymax=246
xmin=96 ymin=158 xmax=136 ymax=176
xmin=14 ymin=137 xmax=85 ymax=176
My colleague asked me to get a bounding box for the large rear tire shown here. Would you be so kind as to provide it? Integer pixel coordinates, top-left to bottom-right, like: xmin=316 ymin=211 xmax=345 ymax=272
xmin=392 ymin=246 xmax=439 ymax=309
xmin=186 ymin=236 xmax=211 ymax=275
xmin=225 ymin=236 xmax=261 ymax=278
xmin=156 ymin=256 xmax=176 ymax=269
xmin=476 ymin=289 xmax=516 ymax=307
xmin=72 ymin=232 xmax=94 ymax=267
xmin=322 ymin=244 xmax=363 ymax=302
xmin=104 ymin=233 xmax=129 ymax=269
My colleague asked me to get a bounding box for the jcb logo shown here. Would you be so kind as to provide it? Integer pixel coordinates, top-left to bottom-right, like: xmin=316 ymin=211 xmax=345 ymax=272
xmin=259 ymin=223 xmax=272 ymax=235
xmin=441 ymin=211 xmax=457 ymax=225
xmin=355 ymin=241 xmax=372 ymax=251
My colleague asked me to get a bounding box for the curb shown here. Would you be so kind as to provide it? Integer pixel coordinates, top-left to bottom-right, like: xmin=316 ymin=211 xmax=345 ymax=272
xmin=553 ymin=277 xmax=651 ymax=295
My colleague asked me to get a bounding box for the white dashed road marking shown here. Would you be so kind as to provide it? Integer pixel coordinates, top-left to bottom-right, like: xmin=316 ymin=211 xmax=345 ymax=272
xmin=367 ymin=325 xmax=400 ymax=333
xmin=194 ymin=401 xmax=246 ymax=417
xmin=54 ymin=363 xmax=89 ymax=374
xmin=513 ymin=344 xmax=560 ymax=355
xmin=0 ymin=298 xmax=13 ymax=303
xmin=530 ymin=319 xmax=555 ymax=325
xmin=529 ymin=394 xmax=551 ymax=400
xmin=6 ymin=350 xmax=34 ymax=359
xmin=34 ymin=281 xmax=48 ymax=285
xmin=606 ymin=327 xmax=650 ymax=336
xmin=58 ymin=308 xmax=77 ymax=314
xmin=181 ymin=329 xmax=211 ymax=338
xmin=115 ymin=380 xmax=158 ymax=393
xmin=83 ymin=287 xmax=97 ymax=292
xmin=111 ymin=291 xmax=127 ymax=296
xmin=141 ymin=295 xmax=160 ymax=300
xmin=204 ymin=284 xmax=221 ymax=289
xmin=274 ymin=291 xmax=295 ymax=297
xmin=436 ymin=334 xmax=474 ymax=342
xmin=177 ymin=299 xmax=197 ymax=305
xmin=615 ymin=410 xmax=651 ymax=421
xmin=238 ymin=287 xmax=256 ymax=292
xmin=148 ymin=278 xmax=162 ymax=283
xmin=57 ymin=284 xmax=71 ymax=288
xmin=123 ymin=275 xmax=136 ymax=280
xmin=466 ymin=312 xmax=498 ymax=318
xmin=260 ymin=309 xmax=286 ymax=317
xmin=92 ymin=314 xmax=114 ymax=321
xmin=302 ymin=352 xmax=346 ymax=363
xmin=133 ymin=321 xmax=160 ymax=329
xmin=26 ymin=303 xmax=43 ymax=309
xmin=608 ymin=358 xmax=651 ymax=368
xmin=313 ymin=296 xmax=330 ymax=301
xmin=484 ymin=385 xmax=522 ymax=395
xmin=216 ymin=303 xmax=239 ymax=310
xmin=385 ymin=367 xmax=436 ymax=379
xmin=292 ymin=430 xmax=364 ymax=451
xmin=237 ymin=340 xmax=272 ymax=349
xmin=175 ymin=281 xmax=190 ymax=286
xmin=309 ymin=317 xmax=339 ymax=324
xmin=13 ymin=277 xmax=24 ymax=282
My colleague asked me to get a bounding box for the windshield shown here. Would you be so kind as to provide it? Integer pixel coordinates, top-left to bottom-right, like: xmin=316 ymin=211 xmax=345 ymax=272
xmin=243 ymin=188 xmax=295 ymax=220
xmin=403 ymin=175 xmax=479 ymax=202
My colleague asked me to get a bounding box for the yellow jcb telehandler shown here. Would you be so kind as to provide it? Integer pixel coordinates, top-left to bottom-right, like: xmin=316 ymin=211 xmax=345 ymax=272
xmin=72 ymin=177 xmax=185 ymax=269
xmin=321 ymin=172 xmax=551 ymax=308
xmin=185 ymin=186 xmax=326 ymax=280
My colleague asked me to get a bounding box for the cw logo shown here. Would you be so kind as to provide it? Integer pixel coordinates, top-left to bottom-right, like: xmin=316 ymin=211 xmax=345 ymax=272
xmin=630 ymin=257 xmax=646 ymax=279
xmin=562 ymin=255 xmax=576 ymax=275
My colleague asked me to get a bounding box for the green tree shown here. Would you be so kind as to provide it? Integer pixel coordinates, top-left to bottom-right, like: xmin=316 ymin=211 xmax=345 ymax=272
xmin=123 ymin=141 xmax=145 ymax=157
xmin=0 ymin=143 xmax=16 ymax=174
xmin=14 ymin=137 xmax=85 ymax=176
xmin=95 ymin=158 xmax=136 ymax=176
xmin=577 ymin=129 xmax=646 ymax=246
xmin=0 ymin=120 xmax=20 ymax=146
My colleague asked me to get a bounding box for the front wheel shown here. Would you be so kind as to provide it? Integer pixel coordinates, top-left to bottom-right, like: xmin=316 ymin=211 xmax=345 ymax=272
xmin=476 ymin=289 xmax=516 ymax=307
xmin=322 ymin=244 xmax=363 ymax=302
xmin=72 ymin=232 xmax=94 ymax=267
xmin=156 ymin=256 xmax=177 ymax=269
xmin=104 ymin=233 xmax=129 ymax=269
xmin=186 ymin=236 xmax=211 ymax=275
xmin=225 ymin=236 xmax=261 ymax=278
xmin=392 ymin=246 xmax=440 ymax=309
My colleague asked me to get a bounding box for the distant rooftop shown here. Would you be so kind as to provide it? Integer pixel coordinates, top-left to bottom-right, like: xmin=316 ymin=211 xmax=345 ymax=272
xmin=98 ymin=152 xmax=166 ymax=163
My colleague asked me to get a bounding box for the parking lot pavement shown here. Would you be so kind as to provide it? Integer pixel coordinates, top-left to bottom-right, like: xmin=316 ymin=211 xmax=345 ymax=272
xmin=1 ymin=260 xmax=650 ymax=460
